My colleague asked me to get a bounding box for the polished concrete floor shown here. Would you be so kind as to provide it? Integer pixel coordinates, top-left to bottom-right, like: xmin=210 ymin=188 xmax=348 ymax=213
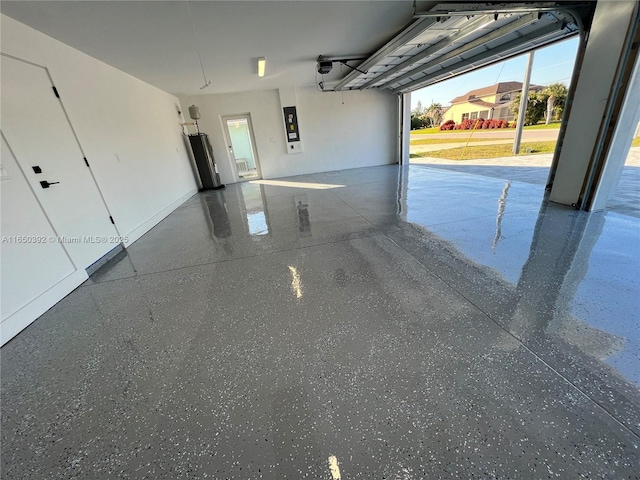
xmin=2 ymin=165 xmax=639 ymax=479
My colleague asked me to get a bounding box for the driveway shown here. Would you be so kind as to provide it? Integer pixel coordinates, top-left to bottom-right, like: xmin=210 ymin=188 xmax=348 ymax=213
xmin=412 ymin=147 xmax=640 ymax=218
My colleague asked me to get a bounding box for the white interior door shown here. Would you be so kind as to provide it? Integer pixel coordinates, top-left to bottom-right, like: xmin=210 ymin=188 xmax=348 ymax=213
xmin=222 ymin=114 xmax=262 ymax=182
xmin=1 ymin=55 xmax=118 ymax=269
xmin=1 ymin=134 xmax=87 ymax=345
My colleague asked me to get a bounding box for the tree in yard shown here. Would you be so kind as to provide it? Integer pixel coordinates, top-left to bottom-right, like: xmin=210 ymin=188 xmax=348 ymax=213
xmin=412 ymin=100 xmax=425 ymax=118
xmin=411 ymin=101 xmax=426 ymax=129
xmin=424 ymin=102 xmax=444 ymax=127
xmin=542 ymin=82 xmax=568 ymax=124
xmin=511 ymin=91 xmax=548 ymax=126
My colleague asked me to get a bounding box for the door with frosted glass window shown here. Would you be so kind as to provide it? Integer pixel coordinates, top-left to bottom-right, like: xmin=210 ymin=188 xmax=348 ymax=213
xmin=222 ymin=114 xmax=261 ymax=181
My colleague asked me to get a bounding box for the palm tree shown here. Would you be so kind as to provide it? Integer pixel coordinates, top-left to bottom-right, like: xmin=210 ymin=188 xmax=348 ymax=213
xmin=542 ymin=83 xmax=568 ymax=124
xmin=425 ymin=102 xmax=444 ymax=127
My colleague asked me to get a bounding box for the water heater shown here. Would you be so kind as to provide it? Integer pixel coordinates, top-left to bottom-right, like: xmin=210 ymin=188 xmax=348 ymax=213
xmin=188 ymin=105 xmax=201 ymax=120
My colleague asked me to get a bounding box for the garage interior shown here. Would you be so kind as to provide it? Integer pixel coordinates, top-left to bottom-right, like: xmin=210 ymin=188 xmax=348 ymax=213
xmin=1 ymin=1 xmax=639 ymax=478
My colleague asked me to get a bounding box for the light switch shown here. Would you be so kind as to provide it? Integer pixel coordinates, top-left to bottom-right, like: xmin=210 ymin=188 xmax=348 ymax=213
xmin=287 ymin=141 xmax=303 ymax=154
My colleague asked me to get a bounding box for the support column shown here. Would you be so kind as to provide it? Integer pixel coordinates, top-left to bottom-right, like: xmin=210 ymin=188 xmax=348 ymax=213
xmin=589 ymin=40 xmax=640 ymax=211
xmin=400 ymin=92 xmax=411 ymax=165
xmin=549 ymin=0 xmax=639 ymax=207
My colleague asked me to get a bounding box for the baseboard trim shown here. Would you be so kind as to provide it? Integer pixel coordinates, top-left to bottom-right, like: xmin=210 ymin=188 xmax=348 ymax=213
xmin=85 ymin=243 xmax=125 ymax=276
xmin=123 ymin=188 xmax=198 ymax=248
xmin=1 ymin=269 xmax=88 ymax=346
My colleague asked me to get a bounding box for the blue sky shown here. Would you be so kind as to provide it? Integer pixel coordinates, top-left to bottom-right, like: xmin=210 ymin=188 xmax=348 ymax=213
xmin=411 ymin=37 xmax=579 ymax=108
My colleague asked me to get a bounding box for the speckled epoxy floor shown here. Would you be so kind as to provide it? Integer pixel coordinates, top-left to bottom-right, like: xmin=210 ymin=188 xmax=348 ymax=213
xmin=2 ymin=165 xmax=640 ymax=479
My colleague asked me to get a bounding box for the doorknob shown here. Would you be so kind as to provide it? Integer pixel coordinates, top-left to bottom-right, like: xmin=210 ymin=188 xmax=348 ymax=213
xmin=40 ymin=180 xmax=60 ymax=189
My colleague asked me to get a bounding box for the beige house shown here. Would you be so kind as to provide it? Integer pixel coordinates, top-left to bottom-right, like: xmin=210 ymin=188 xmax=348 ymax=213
xmin=442 ymin=81 xmax=543 ymax=124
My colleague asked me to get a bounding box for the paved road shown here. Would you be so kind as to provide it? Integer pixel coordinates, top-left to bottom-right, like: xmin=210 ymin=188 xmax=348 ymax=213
xmin=412 ymin=140 xmax=525 ymax=153
xmin=410 ymin=128 xmax=559 ymax=154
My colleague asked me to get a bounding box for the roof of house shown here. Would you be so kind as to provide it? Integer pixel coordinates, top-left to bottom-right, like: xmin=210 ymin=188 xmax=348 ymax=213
xmin=450 ymin=82 xmax=543 ymax=105
xmin=466 ymin=98 xmax=496 ymax=109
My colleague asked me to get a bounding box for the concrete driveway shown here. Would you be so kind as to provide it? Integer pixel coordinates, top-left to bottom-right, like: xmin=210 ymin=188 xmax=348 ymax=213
xmin=411 ymin=147 xmax=640 ymax=218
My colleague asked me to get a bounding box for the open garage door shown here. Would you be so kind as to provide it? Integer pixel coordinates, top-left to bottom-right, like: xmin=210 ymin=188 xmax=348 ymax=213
xmin=316 ymin=2 xmax=594 ymax=172
xmin=325 ymin=2 xmax=592 ymax=94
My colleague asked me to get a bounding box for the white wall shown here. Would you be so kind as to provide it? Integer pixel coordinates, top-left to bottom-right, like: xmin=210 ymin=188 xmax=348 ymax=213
xmin=1 ymin=15 xmax=199 ymax=343
xmin=1 ymin=15 xmax=198 ymax=246
xmin=180 ymin=87 xmax=397 ymax=183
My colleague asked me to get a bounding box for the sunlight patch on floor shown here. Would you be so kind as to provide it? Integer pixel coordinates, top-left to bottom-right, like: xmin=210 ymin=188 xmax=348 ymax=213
xmin=249 ymin=179 xmax=345 ymax=190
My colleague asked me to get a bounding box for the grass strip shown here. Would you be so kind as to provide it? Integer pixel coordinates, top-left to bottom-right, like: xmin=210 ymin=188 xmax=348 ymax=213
xmin=415 ymin=141 xmax=558 ymax=160
xmin=410 ymin=137 xmax=511 ymax=146
xmin=410 ymin=137 xmax=638 ymax=159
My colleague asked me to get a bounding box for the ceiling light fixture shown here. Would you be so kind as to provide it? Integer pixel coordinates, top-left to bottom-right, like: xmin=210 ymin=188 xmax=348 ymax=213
xmin=258 ymin=57 xmax=266 ymax=77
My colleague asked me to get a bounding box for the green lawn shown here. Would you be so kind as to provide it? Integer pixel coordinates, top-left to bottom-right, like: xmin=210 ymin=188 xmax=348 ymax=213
xmin=410 ymin=136 xmax=639 ymax=160
xmin=410 ymin=137 xmax=511 ymax=146
xmin=414 ymin=141 xmax=558 ymax=160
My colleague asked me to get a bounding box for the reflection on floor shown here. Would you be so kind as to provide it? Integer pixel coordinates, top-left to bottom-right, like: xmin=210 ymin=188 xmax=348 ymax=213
xmin=412 ymin=146 xmax=640 ymax=218
xmin=239 ymin=167 xmax=259 ymax=179
xmin=2 ymin=165 xmax=639 ymax=479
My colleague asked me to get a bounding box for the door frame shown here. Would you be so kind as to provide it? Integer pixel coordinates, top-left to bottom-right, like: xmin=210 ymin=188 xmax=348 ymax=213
xmin=1 ymin=53 xmax=120 ymax=238
xmin=220 ymin=113 xmax=262 ymax=183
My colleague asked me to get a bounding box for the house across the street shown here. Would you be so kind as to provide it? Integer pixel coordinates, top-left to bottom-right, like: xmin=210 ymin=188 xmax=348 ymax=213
xmin=442 ymin=81 xmax=543 ymax=124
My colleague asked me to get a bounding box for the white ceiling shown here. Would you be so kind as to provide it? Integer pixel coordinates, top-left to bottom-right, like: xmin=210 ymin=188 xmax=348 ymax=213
xmin=1 ymin=0 xmax=430 ymax=96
